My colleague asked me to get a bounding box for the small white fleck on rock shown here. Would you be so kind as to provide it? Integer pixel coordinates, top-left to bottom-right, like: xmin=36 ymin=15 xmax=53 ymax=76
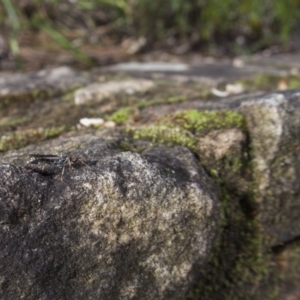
xmin=79 ymin=118 xmax=105 ymax=127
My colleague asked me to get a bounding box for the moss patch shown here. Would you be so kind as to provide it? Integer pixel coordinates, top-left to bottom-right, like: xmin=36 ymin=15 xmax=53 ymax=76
xmin=108 ymin=107 xmax=134 ymax=125
xmin=168 ymin=110 xmax=245 ymax=134
xmin=187 ymin=135 xmax=272 ymax=300
xmin=191 ymin=181 xmax=265 ymax=300
xmin=0 ymin=117 xmax=29 ymax=132
xmin=0 ymin=126 xmax=65 ymax=152
xmin=128 ymin=110 xmax=245 ymax=151
xmin=129 ymin=125 xmax=196 ymax=150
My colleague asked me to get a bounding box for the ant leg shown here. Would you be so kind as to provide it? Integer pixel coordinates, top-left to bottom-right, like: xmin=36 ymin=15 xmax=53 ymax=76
xmin=68 ymin=157 xmax=72 ymax=170
xmin=60 ymin=166 xmax=65 ymax=181
xmin=76 ymin=156 xmax=91 ymax=168
xmin=41 ymin=163 xmax=47 ymax=174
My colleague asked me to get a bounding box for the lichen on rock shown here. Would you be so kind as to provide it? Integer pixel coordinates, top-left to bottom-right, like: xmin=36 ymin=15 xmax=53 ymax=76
xmin=0 ymin=140 xmax=220 ymax=300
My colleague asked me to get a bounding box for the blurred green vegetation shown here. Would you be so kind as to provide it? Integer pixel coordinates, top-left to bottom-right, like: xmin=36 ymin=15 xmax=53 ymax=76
xmin=1 ymin=0 xmax=300 ymax=62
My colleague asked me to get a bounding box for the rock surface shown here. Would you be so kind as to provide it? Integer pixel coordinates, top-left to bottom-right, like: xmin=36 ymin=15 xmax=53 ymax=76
xmin=1 ymin=58 xmax=300 ymax=299
xmin=0 ymin=139 xmax=219 ymax=300
xmin=74 ymin=79 xmax=155 ymax=105
xmin=239 ymin=91 xmax=300 ymax=247
xmin=0 ymin=67 xmax=93 ymax=106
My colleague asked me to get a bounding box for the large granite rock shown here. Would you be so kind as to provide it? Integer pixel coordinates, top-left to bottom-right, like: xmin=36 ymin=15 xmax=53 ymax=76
xmin=0 ymin=139 xmax=220 ymax=300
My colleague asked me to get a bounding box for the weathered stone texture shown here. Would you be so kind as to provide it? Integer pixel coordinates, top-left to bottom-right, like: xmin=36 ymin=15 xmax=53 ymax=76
xmin=0 ymin=142 xmax=219 ymax=300
xmin=239 ymin=91 xmax=300 ymax=247
xmin=74 ymin=79 xmax=155 ymax=105
xmin=0 ymin=67 xmax=92 ymax=105
xmin=1 ymin=60 xmax=300 ymax=300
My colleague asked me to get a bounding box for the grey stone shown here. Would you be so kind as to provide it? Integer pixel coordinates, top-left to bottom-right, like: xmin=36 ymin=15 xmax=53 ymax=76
xmin=106 ymin=62 xmax=190 ymax=72
xmin=0 ymin=140 xmax=220 ymax=300
xmin=137 ymin=89 xmax=300 ymax=251
xmin=103 ymin=59 xmax=285 ymax=85
xmin=140 ymin=89 xmax=300 ymax=249
xmin=74 ymin=79 xmax=155 ymax=105
xmin=0 ymin=67 xmax=93 ymax=105
xmin=196 ymin=128 xmax=246 ymax=161
xmin=246 ymin=53 xmax=300 ymax=72
xmin=239 ymin=91 xmax=300 ymax=247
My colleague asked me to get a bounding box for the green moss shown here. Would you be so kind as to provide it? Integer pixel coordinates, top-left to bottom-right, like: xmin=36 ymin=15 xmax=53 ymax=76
xmin=128 ymin=110 xmax=245 ymax=153
xmin=0 ymin=117 xmax=29 ymax=131
xmin=191 ymin=171 xmax=267 ymax=300
xmin=174 ymin=113 xmax=270 ymax=299
xmin=129 ymin=124 xmax=196 ymax=150
xmin=105 ymin=95 xmax=188 ymax=125
xmin=0 ymin=126 xmax=65 ymax=152
xmin=108 ymin=107 xmax=133 ymax=125
xmin=169 ymin=110 xmax=245 ymax=134
xmin=0 ymin=84 xmax=85 ymax=111
xmin=287 ymin=77 xmax=300 ymax=89
xmin=189 ymin=131 xmax=288 ymax=300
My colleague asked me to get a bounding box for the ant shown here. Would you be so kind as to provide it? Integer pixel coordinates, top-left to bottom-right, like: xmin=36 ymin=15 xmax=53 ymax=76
xmin=25 ymin=153 xmax=96 ymax=178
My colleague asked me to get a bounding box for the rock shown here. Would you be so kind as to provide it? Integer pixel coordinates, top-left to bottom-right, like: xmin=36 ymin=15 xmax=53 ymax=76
xmin=183 ymin=91 xmax=300 ymax=299
xmin=74 ymin=79 xmax=155 ymax=105
xmin=0 ymin=67 xmax=92 ymax=106
xmin=131 ymin=90 xmax=300 ymax=298
xmin=103 ymin=59 xmax=283 ymax=85
xmin=197 ymin=128 xmax=246 ymax=161
xmin=0 ymin=141 xmax=220 ymax=300
xmin=147 ymin=90 xmax=300 ymax=250
xmin=239 ymin=91 xmax=300 ymax=247
xmin=106 ymin=62 xmax=190 ymax=72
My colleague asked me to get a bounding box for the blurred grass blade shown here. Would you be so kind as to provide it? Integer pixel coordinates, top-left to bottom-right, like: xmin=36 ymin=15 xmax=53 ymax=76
xmin=8 ymin=34 xmax=19 ymax=55
xmin=95 ymin=0 xmax=128 ymax=11
xmin=33 ymin=21 xmax=92 ymax=65
xmin=2 ymin=0 xmax=20 ymax=31
xmin=2 ymin=0 xmax=21 ymax=62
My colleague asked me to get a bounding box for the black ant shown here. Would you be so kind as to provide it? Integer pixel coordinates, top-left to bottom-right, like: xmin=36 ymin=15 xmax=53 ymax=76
xmin=25 ymin=154 xmax=96 ymax=178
